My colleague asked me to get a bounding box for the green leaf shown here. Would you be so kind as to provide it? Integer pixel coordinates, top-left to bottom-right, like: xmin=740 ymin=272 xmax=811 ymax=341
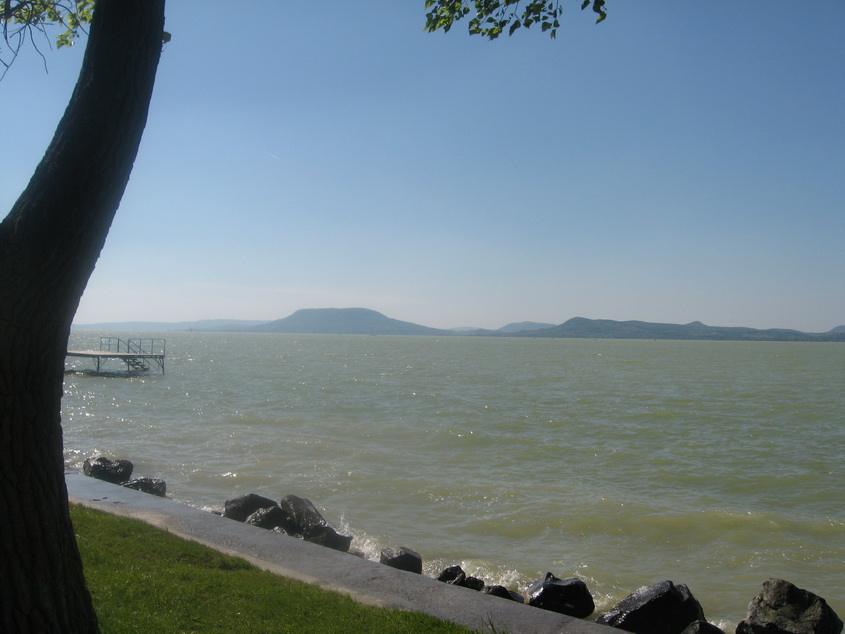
xmin=421 ymin=0 xmax=607 ymax=40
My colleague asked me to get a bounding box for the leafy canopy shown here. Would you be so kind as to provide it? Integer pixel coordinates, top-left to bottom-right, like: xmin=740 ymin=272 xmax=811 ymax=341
xmin=424 ymin=0 xmax=607 ymax=40
xmin=2 ymin=0 xmax=607 ymax=77
xmin=2 ymin=0 xmax=94 ymax=74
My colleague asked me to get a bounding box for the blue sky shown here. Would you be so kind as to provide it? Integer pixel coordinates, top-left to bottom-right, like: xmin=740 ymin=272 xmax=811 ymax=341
xmin=2 ymin=1 xmax=844 ymax=331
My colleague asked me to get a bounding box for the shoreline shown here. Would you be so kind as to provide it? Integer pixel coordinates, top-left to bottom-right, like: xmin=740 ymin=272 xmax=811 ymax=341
xmin=66 ymin=472 xmax=612 ymax=633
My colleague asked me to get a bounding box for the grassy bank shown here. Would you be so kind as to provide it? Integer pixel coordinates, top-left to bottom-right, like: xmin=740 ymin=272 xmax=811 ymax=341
xmin=72 ymin=504 xmax=469 ymax=633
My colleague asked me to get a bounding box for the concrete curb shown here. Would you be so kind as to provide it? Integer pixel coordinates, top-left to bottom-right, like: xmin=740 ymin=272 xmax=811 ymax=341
xmin=67 ymin=474 xmax=614 ymax=633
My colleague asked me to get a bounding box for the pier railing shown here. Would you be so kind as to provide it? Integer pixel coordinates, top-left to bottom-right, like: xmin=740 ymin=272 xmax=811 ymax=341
xmin=66 ymin=338 xmax=166 ymax=374
xmin=100 ymin=337 xmax=166 ymax=357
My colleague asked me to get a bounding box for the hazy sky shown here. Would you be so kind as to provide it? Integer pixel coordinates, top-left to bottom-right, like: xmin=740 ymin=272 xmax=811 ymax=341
xmin=2 ymin=2 xmax=844 ymax=331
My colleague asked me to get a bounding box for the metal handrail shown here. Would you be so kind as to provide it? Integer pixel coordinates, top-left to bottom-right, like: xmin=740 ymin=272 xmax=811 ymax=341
xmin=99 ymin=337 xmax=166 ymax=356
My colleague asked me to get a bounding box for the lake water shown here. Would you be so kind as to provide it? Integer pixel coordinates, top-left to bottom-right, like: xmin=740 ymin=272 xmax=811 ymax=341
xmin=63 ymin=332 xmax=845 ymax=629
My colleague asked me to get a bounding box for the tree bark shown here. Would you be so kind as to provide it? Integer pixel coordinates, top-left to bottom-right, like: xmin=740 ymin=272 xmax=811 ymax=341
xmin=0 ymin=1 xmax=165 ymax=630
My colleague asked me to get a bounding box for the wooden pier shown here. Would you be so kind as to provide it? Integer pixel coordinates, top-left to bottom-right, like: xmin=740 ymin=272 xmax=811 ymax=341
xmin=67 ymin=337 xmax=166 ymax=374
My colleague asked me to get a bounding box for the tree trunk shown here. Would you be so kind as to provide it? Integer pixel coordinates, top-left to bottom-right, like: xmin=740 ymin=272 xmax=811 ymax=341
xmin=0 ymin=1 xmax=165 ymax=630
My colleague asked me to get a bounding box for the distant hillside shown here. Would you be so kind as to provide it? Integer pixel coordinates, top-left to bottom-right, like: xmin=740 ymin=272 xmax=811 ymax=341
xmin=497 ymin=321 xmax=556 ymax=333
xmin=251 ymin=308 xmax=449 ymax=336
xmin=515 ymin=317 xmax=845 ymax=342
xmin=74 ymin=311 xmax=845 ymax=341
xmin=451 ymin=322 xmax=557 ymax=336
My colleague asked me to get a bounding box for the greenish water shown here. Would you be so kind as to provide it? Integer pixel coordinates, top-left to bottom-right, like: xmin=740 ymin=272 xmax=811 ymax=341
xmin=63 ymin=332 xmax=845 ymax=628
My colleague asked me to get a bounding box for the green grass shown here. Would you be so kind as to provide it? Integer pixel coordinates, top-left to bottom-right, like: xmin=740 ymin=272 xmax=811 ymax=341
xmin=72 ymin=504 xmax=471 ymax=633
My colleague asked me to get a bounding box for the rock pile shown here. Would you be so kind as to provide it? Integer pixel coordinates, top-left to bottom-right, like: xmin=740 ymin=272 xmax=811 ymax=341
xmin=80 ymin=458 xmax=842 ymax=634
xmin=525 ymin=572 xmax=595 ymax=619
xmin=736 ymin=578 xmax=842 ymax=634
xmin=595 ymin=580 xmax=708 ymax=633
xmin=223 ymin=492 xmax=352 ymax=552
xmin=380 ymin=546 xmax=423 ymax=573
xmin=82 ymin=456 xmax=166 ymax=497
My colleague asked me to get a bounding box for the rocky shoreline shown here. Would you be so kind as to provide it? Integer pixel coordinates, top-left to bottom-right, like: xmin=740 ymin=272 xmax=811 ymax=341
xmin=82 ymin=457 xmax=843 ymax=634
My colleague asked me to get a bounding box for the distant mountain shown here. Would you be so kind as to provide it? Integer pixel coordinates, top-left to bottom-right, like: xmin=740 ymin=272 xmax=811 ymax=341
xmin=72 ymin=319 xmax=270 ymax=332
xmin=497 ymin=321 xmax=556 ymax=333
xmin=448 ymin=322 xmax=556 ymax=336
xmin=251 ymin=308 xmax=449 ymax=336
xmin=514 ymin=317 xmax=845 ymax=342
xmin=74 ymin=311 xmax=845 ymax=341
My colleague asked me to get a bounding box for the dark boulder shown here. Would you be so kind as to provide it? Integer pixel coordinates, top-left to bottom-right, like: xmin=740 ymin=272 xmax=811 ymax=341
xmin=735 ymin=578 xmax=843 ymax=634
xmin=279 ymin=494 xmax=326 ymax=536
xmin=524 ymin=572 xmax=595 ymax=619
xmin=457 ymin=576 xmax=485 ymax=591
xmin=245 ymin=505 xmax=296 ymax=532
xmin=83 ymin=456 xmax=133 ymax=484
xmin=433 ymin=563 xmax=484 ymax=590
xmin=304 ymin=525 xmax=353 ymax=553
xmin=437 ymin=565 xmax=466 ymax=583
xmin=380 ymin=547 xmax=422 ymax=573
xmin=681 ymin=621 xmax=726 ymax=634
xmin=235 ymin=495 xmax=351 ymax=551
xmin=484 ymin=585 xmax=512 ymax=599
xmin=484 ymin=585 xmax=524 ymax=603
xmin=596 ymin=580 xmax=706 ymax=634
xmin=120 ymin=477 xmax=166 ymax=497
xmin=223 ymin=493 xmax=277 ymax=522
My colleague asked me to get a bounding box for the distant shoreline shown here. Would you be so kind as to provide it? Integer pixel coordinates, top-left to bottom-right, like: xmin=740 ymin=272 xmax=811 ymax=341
xmin=73 ymin=308 xmax=845 ymax=342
